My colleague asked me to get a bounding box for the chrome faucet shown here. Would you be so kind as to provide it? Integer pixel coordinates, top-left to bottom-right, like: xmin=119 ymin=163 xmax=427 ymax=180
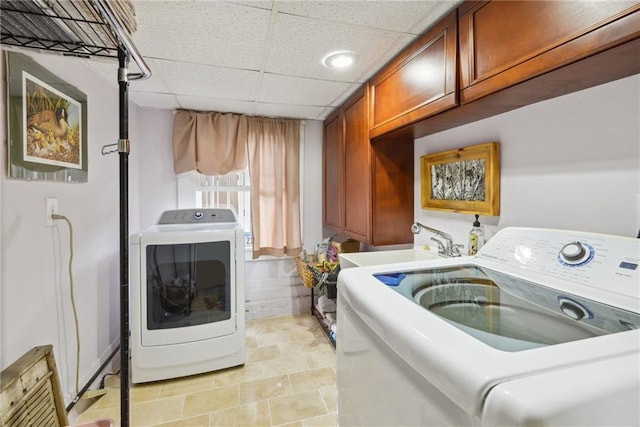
xmin=411 ymin=222 xmax=463 ymax=257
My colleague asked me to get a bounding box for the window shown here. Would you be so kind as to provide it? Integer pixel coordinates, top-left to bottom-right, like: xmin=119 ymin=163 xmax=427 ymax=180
xmin=177 ymin=169 xmax=253 ymax=246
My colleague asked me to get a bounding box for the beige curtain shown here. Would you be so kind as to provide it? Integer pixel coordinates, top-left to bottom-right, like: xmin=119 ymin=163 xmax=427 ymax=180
xmin=171 ymin=110 xmax=302 ymax=259
xmin=172 ymin=110 xmax=247 ymax=175
xmin=247 ymin=117 xmax=302 ymax=259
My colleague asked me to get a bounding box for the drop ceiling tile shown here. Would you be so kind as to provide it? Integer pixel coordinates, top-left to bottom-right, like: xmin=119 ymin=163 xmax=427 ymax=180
xmin=133 ymin=1 xmax=271 ymax=70
xmin=277 ymin=0 xmax=455 ymax=34
xmin=258 ymin=73 xmax=351 ymax=106
xmin=253 ymin=102 xmax=328 ymax=120
xmin=176 ymin=95 xmax=257 ymax=116
xmin=152 ymin=60 xmax=260 ymax=101
xmin=130 ymin=91 xmax=180 ymax=110
xmin=265 ymin=12 xmax=408 ymax=82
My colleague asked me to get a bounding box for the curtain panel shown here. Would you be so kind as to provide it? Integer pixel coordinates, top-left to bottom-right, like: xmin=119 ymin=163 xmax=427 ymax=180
xmin=172 ymin=110 xmax=248 ymax=175
xmin=247 ymin=117 xmax=302 ymax=259
xmin=172 ymin=110 xmax=302 ymax=259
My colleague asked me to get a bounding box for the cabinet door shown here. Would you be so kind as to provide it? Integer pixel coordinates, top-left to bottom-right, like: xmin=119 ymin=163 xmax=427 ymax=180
xmin=370 ymin=137 xmax=414 ymax=246
xmin=369 ymin=9 xmax=458 ymax=139
xmin=323 ymin=112 xmax=343 ymax=232
xmin=459 ymin=1 xmax=640 ymax=104
xmin=342 ymin=90 xmax=370 ymax=242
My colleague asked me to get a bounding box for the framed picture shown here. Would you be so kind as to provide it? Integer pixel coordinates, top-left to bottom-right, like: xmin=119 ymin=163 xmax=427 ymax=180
xmin=5 ymin=51 xmax=88 ymax=182
xmin=420 ymin=142 xmax=500 ymax=216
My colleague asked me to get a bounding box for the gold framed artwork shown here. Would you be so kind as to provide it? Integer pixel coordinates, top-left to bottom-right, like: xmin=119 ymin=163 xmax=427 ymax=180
xmin=5 ymin=51 xmax=88 ymax=182
xmin=420 ymin=142 xmax=500 ymax=216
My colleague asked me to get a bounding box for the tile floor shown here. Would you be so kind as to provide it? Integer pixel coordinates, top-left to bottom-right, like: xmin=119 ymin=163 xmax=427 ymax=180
xmin=76 ymin=314 xmax=336 ymax=427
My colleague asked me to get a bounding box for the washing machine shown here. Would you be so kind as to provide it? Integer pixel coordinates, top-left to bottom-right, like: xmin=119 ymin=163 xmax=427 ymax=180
xmin=130 ymin=209 xmax=245 ymax=383
xmin=337 ymin=227 xmax=640 ymax=426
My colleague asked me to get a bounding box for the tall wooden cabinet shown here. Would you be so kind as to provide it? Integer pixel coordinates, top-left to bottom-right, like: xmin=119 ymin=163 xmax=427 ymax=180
xmin=322 ymin=112 xmax=343 ymax=232
xmin=323 ymin=87 xmax=414 ymax=245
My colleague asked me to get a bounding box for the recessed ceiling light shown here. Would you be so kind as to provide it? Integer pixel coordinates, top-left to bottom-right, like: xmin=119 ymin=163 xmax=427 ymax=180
xmin=323 ymin=51 xmax=357 ymax=70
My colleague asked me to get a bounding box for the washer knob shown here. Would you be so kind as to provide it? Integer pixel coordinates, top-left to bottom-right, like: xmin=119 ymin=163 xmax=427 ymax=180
xmin=560 ymin=301 xmax=585 ymax=320
xmin=193 ymin=211 xmax=204 ymax=220
xmin=558 ymin=297 xmax=591 ymax=321
xmin=560 ymin=241 xmax=587 ymax=262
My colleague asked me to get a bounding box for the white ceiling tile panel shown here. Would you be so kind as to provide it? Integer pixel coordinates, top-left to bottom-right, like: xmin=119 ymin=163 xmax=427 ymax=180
xmin=253 ymin=102 xmax=329 ymax=120
xmin=176 ymin=95 xmax=257 ymax=115
xmin=133 ymin=1 xmax=272 ymax=70
xmin=258 ymin=73 xmax=352 ymax=106
xmin=152 ymin=59 xmax=261 ymax=100
xmin=277 ymin=0 xmax=449 ymax=34
xmin=130 ymin=91 xmax=180 ymax=110
xmin=116 ymin=1 xmax=460 ymax=120
xmin=264 ymin=12 xmax=406 ymax=82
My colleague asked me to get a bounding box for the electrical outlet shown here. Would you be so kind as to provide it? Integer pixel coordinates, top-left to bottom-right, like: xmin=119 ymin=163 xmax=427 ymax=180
xmin=45 ymin=197 xmax=58 ymax=227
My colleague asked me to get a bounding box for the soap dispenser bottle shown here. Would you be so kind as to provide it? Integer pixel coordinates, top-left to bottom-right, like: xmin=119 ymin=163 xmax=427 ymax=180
xmin=468 ymin=214 xmax=485 ymax=256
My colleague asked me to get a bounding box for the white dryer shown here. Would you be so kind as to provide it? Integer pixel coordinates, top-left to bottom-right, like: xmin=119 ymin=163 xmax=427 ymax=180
xmin=337 ymin=227 xmax=640 ymax=426
xmin=130 ymin=209 xmax=245 ymax=383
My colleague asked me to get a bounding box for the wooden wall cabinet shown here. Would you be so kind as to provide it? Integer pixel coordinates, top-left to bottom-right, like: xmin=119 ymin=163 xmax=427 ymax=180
xmin=323 ymin=87 xmax=414 ymax=245
xmin=322 ymin=111 xmax=343 ymax=232
xmin=369 ymin=9 xmax=458 ymax=139
xmin=459 ymin=1 xmax=640 ymax=104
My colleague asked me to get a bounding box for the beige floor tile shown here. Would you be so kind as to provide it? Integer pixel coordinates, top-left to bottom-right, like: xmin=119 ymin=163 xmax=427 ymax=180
xmin=246 ymin=335 xmax=258 ymax=348
xmin=158 ymin=372 xmax=216 ymax=398
xmin=301 ymin=413 xmax=337 ymax=427
xmin=183 ymin=384 xmax=240 ymax=418
xmin=211 ymin=363 xmax=264 ymax=387
xmin=131 ymin=381 xmax=163 ymax=403
xmin=255 ymin=330 xmax=300 ymax=347
xmin=268 ymin=390 xmax=327 ymax=426
xmin=246 ymin=320 xmax=276 ymax=336
xmin=76 ymin=315 xmax=338 ymax=426
xmin=247 ymin=344 xmax=282 ymax=363
xmin=152 ymin=413 xmax=210 ymax=427
xmin=209 ymin=400 xmax=271 ymax=427
xmin=130 ymin=395 xmax=185 ymax=426
xmin=259 ymin=355 xmax=310 ymax=377
xmin=92 ymin=387 xmax=120 ymax=409
xmin=319 ymin=386 xmax=337 ymax=414
xmin=288 ymin=368 xmax=336 ymax=394
xmin=277 ymin=338 xmax=328 ymax=357
xmin=303 ymin=349 xmax=336 ymax=370
xmin=239 ymin=375 xmax=293 ymax=404
xmin=76 ymin=406 xmax=121 ymax=426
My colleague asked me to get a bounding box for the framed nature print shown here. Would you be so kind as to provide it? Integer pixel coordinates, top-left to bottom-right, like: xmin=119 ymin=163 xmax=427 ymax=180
xmin=5 ymin=51 xmax=88 ymax=182
xmin=420 ymin=142 xmax=500 ymax=216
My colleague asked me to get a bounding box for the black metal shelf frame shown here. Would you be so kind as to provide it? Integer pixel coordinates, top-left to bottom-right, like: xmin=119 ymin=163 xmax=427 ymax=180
xmin=1 ymin=2 xmax=151 ymax=426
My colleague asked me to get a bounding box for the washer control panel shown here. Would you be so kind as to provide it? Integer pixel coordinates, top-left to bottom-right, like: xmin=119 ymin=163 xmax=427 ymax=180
xmin=476 ymin=227 xmax=639 ymax=301
xmin=558 ymin=241 xmax=595 ymax=267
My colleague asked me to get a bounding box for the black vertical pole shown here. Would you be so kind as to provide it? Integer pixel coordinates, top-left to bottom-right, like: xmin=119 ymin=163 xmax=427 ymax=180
xmin=118 ymin=47 xmax=130 ymax=427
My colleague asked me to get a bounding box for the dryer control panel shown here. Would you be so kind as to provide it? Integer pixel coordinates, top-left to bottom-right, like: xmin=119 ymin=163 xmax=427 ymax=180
xmin=158 ymin=209 xmax=237 ymax=225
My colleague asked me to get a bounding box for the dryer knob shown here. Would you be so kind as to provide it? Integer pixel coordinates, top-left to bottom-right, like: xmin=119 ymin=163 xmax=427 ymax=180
xmin=559 ymin=241 xmax=587 ymax=262
xmin=193 ymin=211 xmax=204 ymax=220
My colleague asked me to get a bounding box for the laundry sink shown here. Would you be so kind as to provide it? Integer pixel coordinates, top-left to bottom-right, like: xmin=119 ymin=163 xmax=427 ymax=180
xmin=339 ymin=247 xmax=440 ymax=269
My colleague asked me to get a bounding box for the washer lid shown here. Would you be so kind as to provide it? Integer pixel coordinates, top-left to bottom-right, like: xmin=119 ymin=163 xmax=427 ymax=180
xmin=381 ymin=265 xmax=640 ymax=352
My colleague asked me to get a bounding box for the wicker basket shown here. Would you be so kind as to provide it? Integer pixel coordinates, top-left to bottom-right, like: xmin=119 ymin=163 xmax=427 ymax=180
xmin=295 ymin=256 xmax=318 ymax=288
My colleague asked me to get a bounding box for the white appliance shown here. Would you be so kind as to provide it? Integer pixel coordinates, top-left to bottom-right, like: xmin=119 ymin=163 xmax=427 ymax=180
xmin=337 ymin=227 xmax=640 ymax=426
xmin=130 ymin=209 xmax=245 ymax=383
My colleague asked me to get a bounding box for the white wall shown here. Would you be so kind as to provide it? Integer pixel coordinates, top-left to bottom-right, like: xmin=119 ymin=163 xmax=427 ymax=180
xmin=133 ymin=110 xmax=324 ymax=319
xmin=413 ymin=74 xmax=640 ymax=251
xmin=0 ymin=49 xmax=129 ymax=404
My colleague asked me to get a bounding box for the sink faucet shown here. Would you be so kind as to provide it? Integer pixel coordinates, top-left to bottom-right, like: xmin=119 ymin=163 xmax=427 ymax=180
xmin=411 ymin=222 xmax=463 ymax=257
